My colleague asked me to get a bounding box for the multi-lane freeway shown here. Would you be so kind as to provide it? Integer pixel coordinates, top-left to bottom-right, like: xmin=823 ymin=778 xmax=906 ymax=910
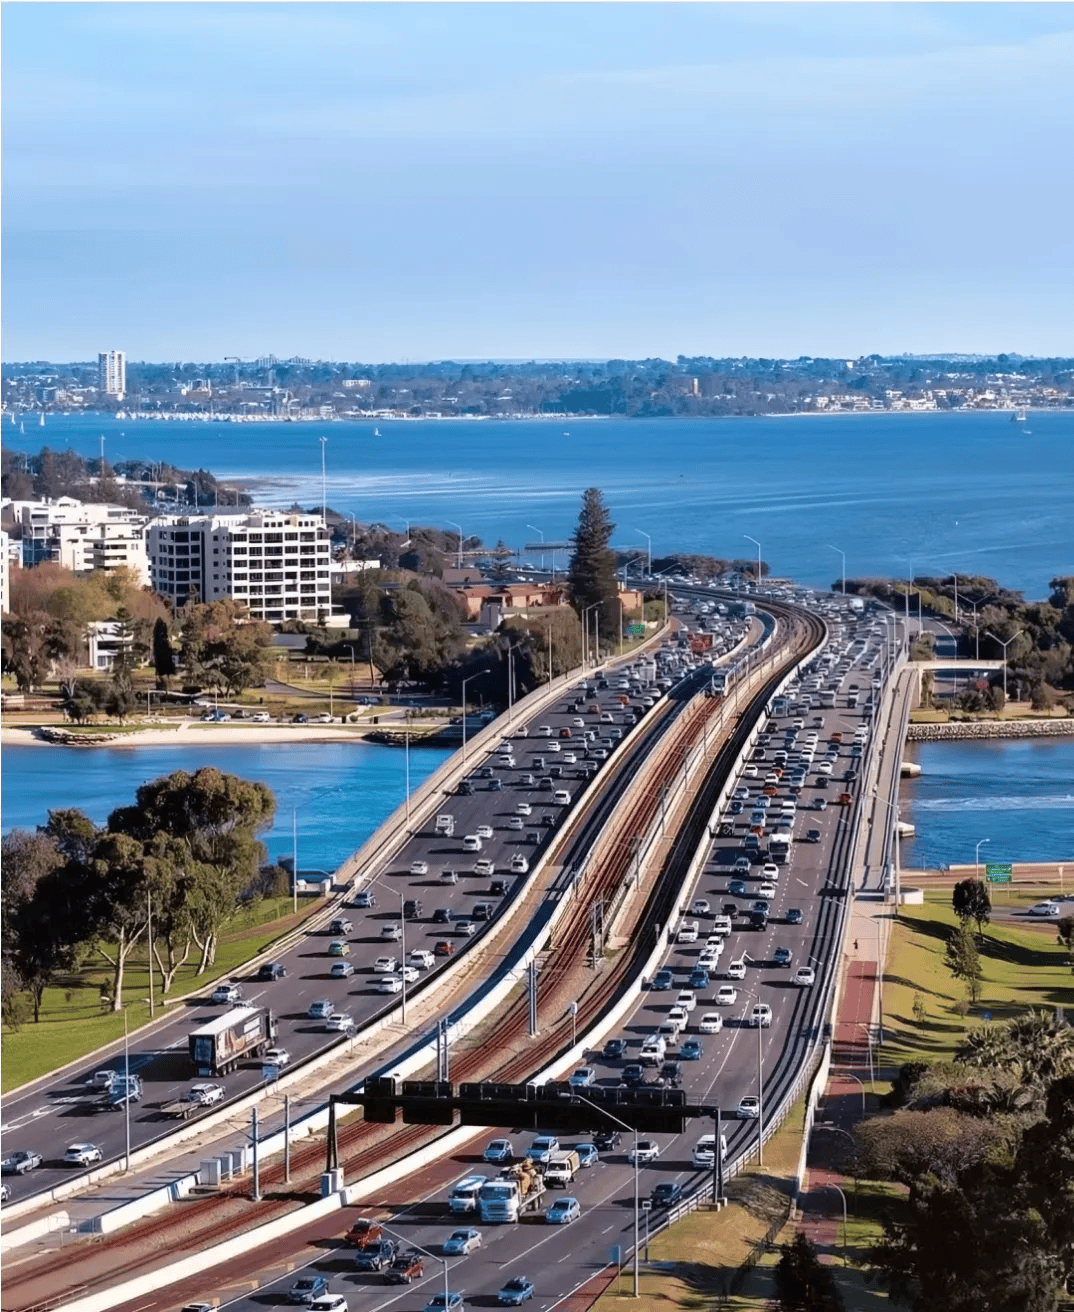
xmin=2 ymin=585 xmax=907 ymax=1312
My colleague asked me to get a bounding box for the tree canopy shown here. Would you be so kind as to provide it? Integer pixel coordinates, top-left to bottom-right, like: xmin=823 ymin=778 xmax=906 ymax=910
xmin=566 ymin=487 xmax=621 ymax=641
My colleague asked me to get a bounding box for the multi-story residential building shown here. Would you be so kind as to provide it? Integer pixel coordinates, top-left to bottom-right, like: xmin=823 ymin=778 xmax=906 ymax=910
xmin=0 ymin=528 xmax=10 ymax=614
xmin=1 ymin=497 xmax=149 ymax=581
xmin=98 ymin=350 xmax=126 ymax=398
xmin=147 ymin=510 xmax=332 ymax=621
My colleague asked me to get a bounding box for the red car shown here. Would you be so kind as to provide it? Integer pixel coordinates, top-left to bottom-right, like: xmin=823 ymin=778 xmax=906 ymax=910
xmin=434 ymin=940 xmax=456 ymax=957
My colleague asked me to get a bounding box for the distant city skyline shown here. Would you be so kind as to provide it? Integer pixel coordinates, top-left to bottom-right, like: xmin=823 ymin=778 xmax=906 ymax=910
xmin=2 ymin=3 xmax=1071 ymax=360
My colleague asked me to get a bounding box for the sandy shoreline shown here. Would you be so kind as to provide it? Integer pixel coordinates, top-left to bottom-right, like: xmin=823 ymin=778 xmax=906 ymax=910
xmin=1 ymin=722 xmax=399 ymax=749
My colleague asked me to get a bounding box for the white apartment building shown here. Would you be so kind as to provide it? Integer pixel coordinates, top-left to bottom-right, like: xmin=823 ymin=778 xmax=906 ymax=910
xmin=0 ymin=528 xmax=10 ymax=614
xmin=1 ymin=497 xmax=149 ymax=582
xmin=99 ymin=350 xmax=126 ymax=398
xmin=147 ymin=510 xmax=332 ymax=621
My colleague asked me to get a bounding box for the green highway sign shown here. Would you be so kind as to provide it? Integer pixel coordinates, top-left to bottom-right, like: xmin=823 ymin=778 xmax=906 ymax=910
xmin=986 ymin=862 xmax=1013 ymax=883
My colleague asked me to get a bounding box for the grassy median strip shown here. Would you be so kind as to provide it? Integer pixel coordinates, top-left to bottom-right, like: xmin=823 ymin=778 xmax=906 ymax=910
xmin=0 ymin=895 xmax=320 ymax=1091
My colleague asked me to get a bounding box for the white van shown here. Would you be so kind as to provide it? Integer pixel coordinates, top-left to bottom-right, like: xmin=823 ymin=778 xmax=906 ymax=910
xmin=434 ymin=814 xmax=455 ymax=837
xmin=691 ymin=1134 xmax=728 ymax=1168
xmin=462 ymin=835 xmax=482 ymax=853
xmin=639 ymin=1035 xmax=666 ymax=1066
xmin=553 ymin=790 xmax=572 ymax=805
xmin=449 ymin=1174 xmax=489 ymax=1214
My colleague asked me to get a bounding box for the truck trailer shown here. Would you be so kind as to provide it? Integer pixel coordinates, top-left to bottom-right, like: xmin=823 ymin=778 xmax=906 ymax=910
xmin=478 ymin=1162 xmax=546 ymax=1223
xmin=189 ymin=1006 xmax=277 ymax=1077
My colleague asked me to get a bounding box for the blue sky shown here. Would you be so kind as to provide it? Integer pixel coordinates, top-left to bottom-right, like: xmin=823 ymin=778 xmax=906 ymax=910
xmin=3 ymin=3 xmax=1072 ymax=361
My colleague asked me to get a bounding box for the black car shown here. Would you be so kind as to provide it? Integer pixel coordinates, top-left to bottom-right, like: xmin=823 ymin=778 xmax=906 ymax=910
xmin=786 ymin=908 xmax=803 ymax=925
xmin=723 ymin=903 xmax=740 ymax=918
xmin=773 ymin=946 xmax=792 ymax=967
xmin=659 ymin=1061 xmax=682 ymax=1087
xmin=651 ymin=1181 xmax=684 ymax=1208
xmin=257 ymin=962 xmax=287 ymax=981
xmin=292 ymin=713 xmax=309 ymax=725
xmin=458 ymin=779 xmax=474 ymax=796
xmin=432 ymin=907 xmax=451 ymax=924
xmin=490 ymin=879 xmax=509 ymax=896
xmin=402 ymin=900 xmax=422 ymax=920
xmin=621 ymin=1064 xmax=645 ymax=1088
xmin=806 ymin=828 xmax=821 ymax=843
xmin=593 ymin=1129 xmax=622 ymax=1152
xmin=602 ymin=1038 xmax=628 ymax=1060
xmin=354 ymin=1240 xmax=398 ymax=1272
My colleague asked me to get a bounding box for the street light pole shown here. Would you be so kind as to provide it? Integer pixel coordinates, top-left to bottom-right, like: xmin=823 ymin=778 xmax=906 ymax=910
xmin=985 ymin=629 xmax=1024 ymax=702
xmin=123 ymin=1006 xmax=131 ymax=1173
xmin=823 ymin=1182 xmax=849 ymax=1266
xmin=448 ymin=520 xmax=464 ymax=570
xmin=319 ymin=436 xmax=328 ymax=527
xmin=583 ymin=603 xmax=600 ymax=668
xmin=570 ymin=1094 xmax=641 ymax=1298
xmin=367 ymin=873 xmax=409 ymax=1024
xmin=744 ymin=534 xmax=762 ymax=585
xmin=634 ymin=529 xmax=652 ymax=574
xmin=975 ymin=837 xmax=990 ymax=883
xmin=461 ymin=671 xmax=486 ymax=760
xmin=828 ymin=544 xmax=846 ymax=596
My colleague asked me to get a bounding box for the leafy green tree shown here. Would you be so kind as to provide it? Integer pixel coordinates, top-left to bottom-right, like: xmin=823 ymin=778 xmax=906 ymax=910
xmin=773 ymin=1231 xmax=843 ymax=1310
xmin=952 ymin=878 xmax=992 ymax=937
xmin=180 ymin=598 xmax=274 ymax=695
xmin=152 ymin=616 xmax=177 ymax=684
xmin=1057 ymin=916 xmax=1074 ymax=972
xmin=567 ymin=487 xmax=621 ymax=641
xmin=107 ymin=768 xmax=276 ymax=973
xmin=945 ymin=921 xmax=983 ymax=1004
xmin=959 ymin=1011 xmax=1074 ymax=1091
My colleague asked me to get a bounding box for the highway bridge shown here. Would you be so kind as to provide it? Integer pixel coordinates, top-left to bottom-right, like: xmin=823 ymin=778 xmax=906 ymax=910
xmin=0 ymin=587 xmax=909 ymax=1312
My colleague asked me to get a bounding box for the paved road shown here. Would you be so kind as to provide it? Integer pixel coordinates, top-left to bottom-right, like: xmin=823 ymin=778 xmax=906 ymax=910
xmin=0 ymin=620 xmax=753 ymax=1207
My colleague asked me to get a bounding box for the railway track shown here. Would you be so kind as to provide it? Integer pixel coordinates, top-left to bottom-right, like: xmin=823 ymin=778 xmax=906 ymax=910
xmin=3 ymin=603 xmax=825 ymax=1312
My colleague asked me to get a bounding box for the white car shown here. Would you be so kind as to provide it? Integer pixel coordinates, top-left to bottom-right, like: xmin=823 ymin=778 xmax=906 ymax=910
xmin=761 ymin=863 xmax=779 ymax=880
xmin=758 ymin=882 xmax=777 ymax=899
xmin=507 ymin=817 xmax=525 ymax=831
xmin=1028 ymin=901 xmax=1061 ymax=917
xmin=330 ymin=962 xmax=355 ymax=978
xmin=372 ymin=955 xmax=398 ymax=973
xmin=378 ymin=976 xmax=404 ymax=994
xmin=715 ymin=985 xmax=738 ymax=1005
xmin=737 ymin=1095 xmax=760 ymax=1119
xmin=667 ymin=1005 xmax=690 ymax=1027
xmin=627 ymin=1140 xmax=661 ymax=1164
xmin=409 ymin=949 xmax=436 ymax=969
xmin=750 ymin=1004 xmax=773 ymax=1028
xmin=699 ymin=1012 xmax=724 ymax=1034
xmin=537 ymin=725 xmax=553 ymax=737
xmin=64 ymin=1142 xmax=103 ymax=1166
xmin=793 ymin=967 xmax=816 ymax=987
xmin=476 ymin=824 xmax=494 ymax=840
xmin=677 ymin=921 xmax=699 ymax=944
xmin=726 ymin=959 xmax=747 ymax=980
xmin=308 ymin=1298 xmax=348 ymax=1312
xmin=326 ymin=1013 xmax=356 ymax=1033
xmin=510 ymin=855 xmax=530 ymax=874
xmin=188 ymin=1082 xmax=225 ymax=1106
xmin=516 ymin=802 xmax=532 ymax=816
xmin=674 ymin=990 xmax=697 ymax=1012
xmin=410 ymin=859 xmax=429 ymax=876
xmin=691 ymin=899 xmax=711 ymax=916
xmin=263 ymin=1047 xmax=291 ymax=1067
xmin=380 ymin=922 xmax=403 ymax=941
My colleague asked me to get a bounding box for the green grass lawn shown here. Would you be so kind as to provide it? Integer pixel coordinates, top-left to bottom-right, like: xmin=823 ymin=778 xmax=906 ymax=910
xmin=0 ymin=895 xmax=320 ymax=1091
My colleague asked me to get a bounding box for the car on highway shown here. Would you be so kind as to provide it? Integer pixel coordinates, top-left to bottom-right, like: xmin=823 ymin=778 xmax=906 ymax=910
xmin=737 ymin=1095 xmax=760 ymax=1119
xmin=758 ymin=882 xmax=777 ymax=899
xmin=188 ymin=1083 xmax=225 ymax=1106
xmin=257 ymin=961 xmax=287 ymax=981
xmin=476 ymin=824 xmax=494 ymax=840
xmin=329 ymin=918 xmax=353 ymax=935
xmin=409 ymin=859 xmax=429 ymax=876
xmin=726 ymin=958 xmax=747 ymax=980
xmin=435 ymin=940 xmax=456 ymax=956
xmin=602 ymin=1037 xmax=628 ymax=1059
xmin=575 ymin=1144 xmax=599 ymax=1167
xmin=483 ymin=1138 xmax=513 ymax=1163
xmin=210 ymin=983 xmax=242 ymax=1004
xmin=63 ymin=1142 xmax=103 ymax=1166
xmin=378 ymin=976 xmax=404 ymax=994
xmin=751 ymin=899 xmax=771 ymax=916
xmin=621 ymin=1064 xmax=645 ymax=1087
xmin=353 ymin=889 xmax=375 ymax=908
xmin=263 ymin=1046 xmax=291 ymax=1067
xmin=292 ymin=713 xmax=309 ymax=725
xmin=750 ymin=1004 xmax=773 ymax=1028
xmin=329 ymin=961 xmax=355 ymax=979
xmin=680 ymin=1038 xmax=703 ymax=1061
xmin=497 ymin=1277 xmax=536 ymax=1305
xmin=423 ymin=1296 xmax=464 ymax=1312
xmin=384 ymin=1251 xmax=425 ymax=1284
xmin=699 ymin=1012 xmax=724 ymax=1033
xmin=288 ymin=1277 xmax=330 ymax=1304
xmin=507 ymin=816 xmax=525 ymax=831
xmin=715 ymin=986 xmax=738 ymax=1005
xmin=1028 ymin=901 xmax=1061 ymax=917
xmin=675 ymin=990 xmax=697 ymax=1012
xmin=443 ymin=1227 xmax=482 ymax=1255
xmin=545 ymin=1197 xmax=581 ymax=1225
xmin=728 ymin=880 xmax=747 ymax=896
xmin=353 ymin=1239 xmax=398 ymax=1272
xmin=409 ymin=949 xmax=436 ymax=970
xmin=510 ymin=855 xmax=530 ymax=874
xmin=628 ymin=1140 xmax=661 ymax=1165
xmin=689 ymin=968 xmax=710 ymax=990
xmin=593 ymin=1129 xmax=622 ymax=1151
xmin=328 ymin=940 xmax=350 ymax=956
xmin=326 ymin=1013 xmax=356 ymax=1033
xmin=773 ymin=946 xmax=792 ymax=967
xmin=794 ymin=967 xmax=816 ymax=986
xmin=568 ymin=1066 xmax=595 ymax=1088
xmin=380 ymin=922 xmax=403 ymax=941
xmin=667 ymin=1006 xmax=689 ymax=1029
xmin=691 ymin=898 xmax=711 ymax=916
xmin=650 ymin=969 xmax=674 ymax=991
xmin=372 ymin=955 xmax=399 ymax=973
xmin=786 ymin=908 xmax=804 ymax=925
xmin=651 ymin=1181 xmax=684 ymax=1208
xmin=2 ymin=1150 xmax=42 ymax=1175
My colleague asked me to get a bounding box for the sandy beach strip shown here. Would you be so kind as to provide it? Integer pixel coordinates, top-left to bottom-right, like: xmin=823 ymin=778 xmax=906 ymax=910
xmin=1 ymin=722 xmax=398 ymax=749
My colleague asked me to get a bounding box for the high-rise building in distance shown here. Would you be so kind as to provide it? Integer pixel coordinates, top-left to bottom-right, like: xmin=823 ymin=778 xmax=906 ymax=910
xmin=98 ymin=350 xmax=126 ymax=398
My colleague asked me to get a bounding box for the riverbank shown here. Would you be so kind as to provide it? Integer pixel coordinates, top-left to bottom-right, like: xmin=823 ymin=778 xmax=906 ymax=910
xmin=0 ymin=721 xmax=427 ymax=749
xmin=907 ymin=718 xmax=1074 ymax=741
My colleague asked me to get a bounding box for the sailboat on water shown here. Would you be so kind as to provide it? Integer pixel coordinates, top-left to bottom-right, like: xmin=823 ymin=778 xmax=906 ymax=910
xmin=1011 ymin=408 xmax=1027 ymax=423
xmin=39 ymin=412 xmax=46 ymax=427
xmin=373 ymin=426 xmax=381 ymax=437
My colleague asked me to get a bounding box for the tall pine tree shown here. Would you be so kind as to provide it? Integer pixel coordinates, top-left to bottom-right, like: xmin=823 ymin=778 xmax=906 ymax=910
xmin=567 ymin=487 xmax=621 ymax=641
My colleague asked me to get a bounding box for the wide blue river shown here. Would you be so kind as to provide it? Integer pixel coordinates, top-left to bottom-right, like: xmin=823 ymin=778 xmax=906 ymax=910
xmin=1 ymin=742 xmax=452 ymax=873
xmin=4 ymin=408 xmax=1073 ymax=864
xmin=8 ymin=409 xmax=1072 ymax=597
